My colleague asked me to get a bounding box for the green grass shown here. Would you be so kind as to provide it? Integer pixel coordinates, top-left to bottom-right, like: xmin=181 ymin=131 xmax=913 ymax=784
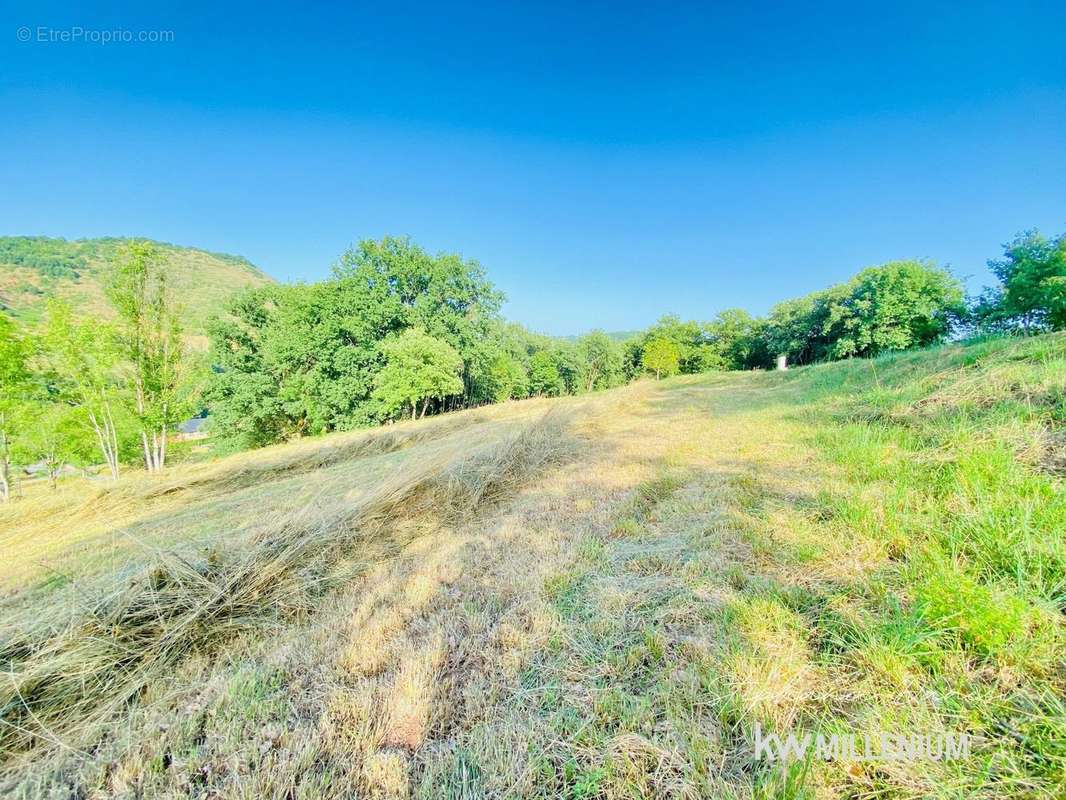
xmin=513 ymin=334 xmax=1064 ymax=798
xmin=1 ymin=333 xmax=1062 ymax=798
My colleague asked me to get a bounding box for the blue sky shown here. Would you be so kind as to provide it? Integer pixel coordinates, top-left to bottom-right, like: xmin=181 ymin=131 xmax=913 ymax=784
xmin=2 ymin=1 xmax=1064 ymax=335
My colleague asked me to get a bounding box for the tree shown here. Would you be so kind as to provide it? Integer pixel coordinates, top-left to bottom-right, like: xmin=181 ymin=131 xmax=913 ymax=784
xmin=208 ymin=238 xmax=506 ymax=447
xmin=40 ymin=302 xmax=126 ymax=480
xmin=640 ymin=315 xmax=711 ymax=374
xmin=821 ymin=261 xmax=964 ymax=359
xmin=485 ymin=352 xmax=529 ymax=402
xmin=762 ymin=294 xmax=818 ymax=367
xmin=760 ymin=261 xmax=963 ymax=366
xmin=107 ymin=241 xmax=191 ymax=472
xmin=20 ymin=403 xmax=95 ymax=490
xmin=333 ymin=237 xmax=504 ymax=406
xmin=528 ymin=350 xmax=565 ymax=396
xmin=642 ymin=338 xmax=680 ymax=379
xmin=551 ymin=345 xmax=584 ymax=395
xmin=0 ymin=315 xmax=33 ymax=500
xmin=621 ymin=337 xmax=645 ymax=381
xmin=576 ymin=331 xmax=623 ymax=392
xmin=706 ymin=308 xmax=762 ymax=369
xmin=986 ymin=230 xmax=1066 ymax=332
xmin=373 ymin=329 xmax=464 ymax=420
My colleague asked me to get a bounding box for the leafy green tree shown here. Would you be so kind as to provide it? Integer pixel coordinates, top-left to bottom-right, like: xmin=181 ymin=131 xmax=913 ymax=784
xmin=107 ymin=241 xmax=193 ymax=472
xmin=528 ymin=350 xmax=565 ymax=396
xmin=761 ymin=261 xmax=962 ymax=366
xmin=19 ymin=403 xmax=96 ymax=490
xmin=40 ymin=302 xmax=128 ymax=479
xmin=552 ymin=344 xmax=584 ymax=395
xmin=206 ymin=288 xmax=293 ymax=448
xmin=334 ymin=237 xmax=504 ymax=405
xmin=642 ymin=338 xmax=681 ymax=379
xmin=621 ymin=337 xmax=645 ymax=381
xmin=209 ymin=238 xmax=505 ymax=447
xmin=0 ymin=315 xmax=33 ymax=500
xmin=762 ymin=293 xmax=829 ymax=367
xmin=821 ymin=261 xmax=964 ymax=359
xmin=373 ymin=329 xmax=464 ymax=420
xmin=706 ymin=308 xmax=762 ymax=369
xmin=576 ymin=330 xmax=624 ymax=392
xmin=485 ymin=352 xmax=529 ymax=402
xmin=986 ymin=230 xmax=1066 ymax=332
xmin=640 ymin=315 xmax=710 ymax=374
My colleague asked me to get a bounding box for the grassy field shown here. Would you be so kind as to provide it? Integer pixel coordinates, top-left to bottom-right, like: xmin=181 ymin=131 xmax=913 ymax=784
xmin=1 ymin=333 xmax=1063 ymax=799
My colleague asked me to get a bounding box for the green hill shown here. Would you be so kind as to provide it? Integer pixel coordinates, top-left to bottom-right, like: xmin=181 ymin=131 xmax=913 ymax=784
xmin=0 ymin=236 xmax=273 ymax=336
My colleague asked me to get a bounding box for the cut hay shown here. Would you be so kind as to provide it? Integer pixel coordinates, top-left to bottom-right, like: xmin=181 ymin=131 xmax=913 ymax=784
xmin=0 ymin=412 xmax=574 ymax=762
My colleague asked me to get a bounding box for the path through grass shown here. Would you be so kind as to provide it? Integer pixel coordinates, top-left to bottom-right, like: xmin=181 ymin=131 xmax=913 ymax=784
xmin=2 ymin=334 xmax=1062 ymax=799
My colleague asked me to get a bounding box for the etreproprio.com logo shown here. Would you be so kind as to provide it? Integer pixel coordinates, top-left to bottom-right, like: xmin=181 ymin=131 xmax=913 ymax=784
xmin=17 ymin=26 xmax=175 ymax=44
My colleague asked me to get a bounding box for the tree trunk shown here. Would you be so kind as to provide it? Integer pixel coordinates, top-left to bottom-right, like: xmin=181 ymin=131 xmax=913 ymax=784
xmin=0 ymin=425 xmax=10 ymax=503
xmin=89 ymin=408 xmax=121 ymax=481
xmin=411 ymin=404 xmax=417 ymax=422
xmin=105 ymin=403 xmax=120 ymax=480
xmin=420 ymin=397 xmax=430 ymax=419
xmin=141 ymin=430 xmax=153 ymax=472
xmin=142 ymin=427 xmax=167 ymax=474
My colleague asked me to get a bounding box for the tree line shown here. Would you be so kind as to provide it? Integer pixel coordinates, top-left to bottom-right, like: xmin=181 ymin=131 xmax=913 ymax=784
xmin=1 ymin=242 xmax=196 ymax=497
xmin=1 ymin=229 xmax=1062 ymax=494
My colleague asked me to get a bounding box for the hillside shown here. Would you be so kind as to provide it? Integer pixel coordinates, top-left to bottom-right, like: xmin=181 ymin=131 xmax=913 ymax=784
xmin=0 ymin=236 xmax=273 ymax=334
xmin=1 ymin=333 xmax=1063 ymax=798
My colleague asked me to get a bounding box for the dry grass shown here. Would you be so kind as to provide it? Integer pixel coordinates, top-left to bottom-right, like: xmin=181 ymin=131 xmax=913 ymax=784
xmin=0 ymin=398 xmax=558 ymax=596
xmin=0 ymin=407 xmax=574 ymax=764
xmin=1 ymin=334 xmax=1063 ymax=799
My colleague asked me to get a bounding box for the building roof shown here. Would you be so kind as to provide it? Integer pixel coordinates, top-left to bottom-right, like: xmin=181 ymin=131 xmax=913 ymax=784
xmin=177 ymin=417 xmax=208 ymax=434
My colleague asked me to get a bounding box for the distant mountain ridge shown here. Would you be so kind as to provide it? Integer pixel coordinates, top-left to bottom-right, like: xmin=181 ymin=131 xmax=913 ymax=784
xmin=559 ymin=329 xmax=640 ymax=343
xmin=0 ymin=236 xmax=273 ymax=335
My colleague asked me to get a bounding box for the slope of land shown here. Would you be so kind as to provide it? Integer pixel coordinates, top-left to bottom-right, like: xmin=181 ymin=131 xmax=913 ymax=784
xmin=0 ymin=236 xmax=273 ymax=334
xmin=1 ymin=333 xmax=1063 ymax=799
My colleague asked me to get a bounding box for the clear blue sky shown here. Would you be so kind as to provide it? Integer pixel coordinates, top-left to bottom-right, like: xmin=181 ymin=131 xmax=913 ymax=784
xmin=2 ymin=1 xmax=1064 ymax=335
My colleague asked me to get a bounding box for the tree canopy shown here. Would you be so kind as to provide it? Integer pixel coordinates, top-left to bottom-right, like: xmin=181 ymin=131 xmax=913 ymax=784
xmin=642 ymin=338 xmax=681 ymax=379
xmin=373 ymin=329 xmax=464 ymax=420
xmin=981 ymin=231 xmax=1066 ymax=332
xmin=760 ymin=261 xmax=964 ymax=366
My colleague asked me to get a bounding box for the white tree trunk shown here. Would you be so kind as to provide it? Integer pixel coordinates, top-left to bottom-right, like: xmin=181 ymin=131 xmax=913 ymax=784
xmin=142 ymin=428 xmax=167 ymax=474
xmin=0 ymin=424 xmax=10 ymax=502
xmin=89 ymin=408 xmax=121 ymax=481
xmin=106 ymin=404 xmax=120 ymax=479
